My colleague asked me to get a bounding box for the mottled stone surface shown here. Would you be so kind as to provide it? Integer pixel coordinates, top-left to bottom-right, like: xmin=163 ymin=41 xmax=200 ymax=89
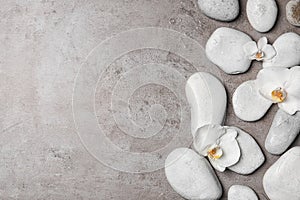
xmin=165 ymin=148 xmax=222 ymax=200
xmin=265 ymin=110 xmax=300 ymax=155
xmin=228 ymin=185 xmax=258 ymax=200
xmin=286 ymin=0 xmax=300 ymax=26
xmin=263 ymin=147 xmax=300 ymax=200
xmin=246 ymin=0 xmax=278 ymax=32
xmin=0 ymin=0 xmax=299 ymax=199
xmin=197 ymin=0 xmax=239 ymax=22
xmin=206 ymin=27 xmax=252 ymax=74
xmin=228 ymin=127 xmax=265 ymax=175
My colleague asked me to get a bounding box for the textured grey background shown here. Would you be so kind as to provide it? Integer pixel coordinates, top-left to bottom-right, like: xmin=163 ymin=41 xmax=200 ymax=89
xmin=0 ymin=0 xmax=299 ymax=199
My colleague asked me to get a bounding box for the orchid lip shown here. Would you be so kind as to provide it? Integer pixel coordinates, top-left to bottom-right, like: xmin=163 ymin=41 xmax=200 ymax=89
xmin=255 ymin=50 xmax=264 ymax=60
xmin=271 ymin=87 xmax=287 ymax=103
xmin=207 ymin=145 xmax=223 ymax=160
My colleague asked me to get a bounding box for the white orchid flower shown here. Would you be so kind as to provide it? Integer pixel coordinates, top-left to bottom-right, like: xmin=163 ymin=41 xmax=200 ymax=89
xmin=257 ymin=67 xmax=300 ymax=115
xmin=233 ymin=66 xmax=300 ymax=121
xmin=193 ymin=124 xmax=241 ymax=172
xmin=243 ymin=37 xmax=276 ymax=61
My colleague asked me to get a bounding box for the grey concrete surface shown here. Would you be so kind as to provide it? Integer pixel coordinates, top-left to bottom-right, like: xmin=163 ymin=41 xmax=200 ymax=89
xmin=0 ymin=0 xmax=299 ymax=199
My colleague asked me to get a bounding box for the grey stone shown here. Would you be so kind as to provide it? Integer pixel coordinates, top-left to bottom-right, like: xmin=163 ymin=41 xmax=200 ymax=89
xmin=246 ymin=0 xmax=278 ymax=32
xmin=228 ymin=185 xmax=258 ymax=200
xmin=206 ymin=27 xmax=252 ymax=74
xmin=263 ymin=32 xmax=300 ymax=68
xmin=265 ymin=110 xmax=300 ymax=155
xmin=228 ymin=127 xmax=265 ymax=175
xmin=286 ymin=0 xmax=300 ymax=27
xmin=197 ymin=0 xmax=239 ymax=22
xmin=263 ymin=147 xmax=300 ymax=200
xmin=165 ymin=148 xmax=222 ymax=200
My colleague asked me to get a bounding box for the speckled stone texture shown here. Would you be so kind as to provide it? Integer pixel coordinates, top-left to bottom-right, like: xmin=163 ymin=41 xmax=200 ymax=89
xmin=0 ymin=0 xmax=299 ymax=199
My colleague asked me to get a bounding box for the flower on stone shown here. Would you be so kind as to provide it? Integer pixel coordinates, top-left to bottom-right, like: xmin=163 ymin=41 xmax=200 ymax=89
xmin=243 ymin=37 xmax=276 ymax=61
xmin=256 ymin=67 xmax=300 ymax=115
xmin=193 ymin=124 xmax=241 ymax=172
xmin=233 ymin=66 xmax=300 ymax=122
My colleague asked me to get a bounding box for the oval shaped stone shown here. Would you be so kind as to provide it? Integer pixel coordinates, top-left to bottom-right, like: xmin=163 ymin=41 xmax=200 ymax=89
xmin=265 ymin=109 xmax=300 ymax=155
xmin=286 ymin=0 xmax=300 ymax=27
xmin=263 ymin=147 xmax=300 ymax=200
xmin=246 ymin=0 xmax=278 ymax=32
xmin=228 ymin=127 xmax=265 ymax=175
xmin=186 ymin=72 xmax=227 ymax=136
xmin=165 ymin=148 xmax=222 ymax=200
xmin=232 ymin=80 xmax=272 ymax=122
xmin=228 ymin=185 xmax=258 ymax=200
xmin=263 ymin=32 xmax=300 ymax=68
xmin=206 ymin=27 xmax=252 ymax=74
xmin=197 ymin=0 xmax=239 ymax=22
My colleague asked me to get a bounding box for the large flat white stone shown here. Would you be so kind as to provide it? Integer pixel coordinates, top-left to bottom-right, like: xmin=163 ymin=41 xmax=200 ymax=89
xmin=186 ymin=72 xmax=227 ymax=136
xmin=165 ymin=148 xmax=222 ymax=200
xmin=206 ymin=27 xmax=252 ymax=74
xmin=263 ymin=147 xmax=300 ymax=200
xmin=265 ymin=110 xmax=300 ymax=155
xmin=232 ymin=80 xmax=272 ymax=122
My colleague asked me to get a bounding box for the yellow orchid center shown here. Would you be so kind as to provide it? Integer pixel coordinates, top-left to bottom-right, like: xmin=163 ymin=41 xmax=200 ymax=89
xmin=271 ymin=88 xmax=287 ymax=103
xmin=207 ymin=146 xmax=222 ymax=160
xmin=255 ymin=50 xmax=264 ymax=60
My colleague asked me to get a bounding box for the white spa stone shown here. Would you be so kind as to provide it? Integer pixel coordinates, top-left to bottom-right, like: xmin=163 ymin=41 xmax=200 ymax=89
xmin=263 ymin=147 xmax=300 ymax=200
xmin=265 ymin=110 xmax=300 ymax=155
xmin=286 ymin=0 xmax=300 ymax=27
xmin=197 ymin=0 xmax=239 ymax=22
xmin=228 ymin=127 xmax=265 ymax=175
xmin=263 ymin=32 xmax=300 ymax=68
xmin=206 ymin=27 xmax=252 ymax=74
xmin=232 ymin=80 xmax=272 ymax=122
xmin=186 ymin=72 xmax=227 ymax=136
xmin=246 ymin=0 xmax=278 ymax=32
xmin=228 ymin=185 xmax=258 ymax=200
xmin=165 ymin=148 xmax=222 ymax=200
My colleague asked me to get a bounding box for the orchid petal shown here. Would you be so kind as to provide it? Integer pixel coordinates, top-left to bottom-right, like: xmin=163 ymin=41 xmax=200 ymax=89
xmin=209 ymin=158 xmax=226 ymax=172
xmin=256 ymin=68 xmax=290 ymax=85
xmin=193 ymin=124 xmax=226 ymax=156
xmin=257 ymin=37 xmax=268 ymax=49
xmin=243 ymin=41 xmax=258 ymax=58
xmin=262 ymin=44 xmax=277 ymax=60
xmin=277 ymin=66 xmax=300 ymax=115
xmin=278 ymin=96 xmax=300 ymax=115
xmin=285 ymin=66 xmax=300 ymax=99
xmin=256 ymin=68 xmax=290 ymax=101
xmin=210 ymin=128 xmax=241 ymax=171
